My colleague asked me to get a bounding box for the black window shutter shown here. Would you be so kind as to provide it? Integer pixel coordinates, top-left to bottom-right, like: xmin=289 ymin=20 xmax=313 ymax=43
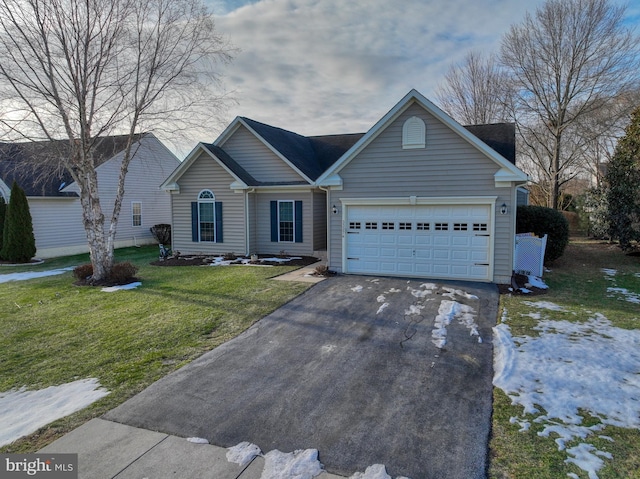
xmin=191 ymin=202 xmax=198 ymax=242
xmin=215 ymin=202 xmax=223 ymax=243
xmin=270 ymin=201 xmax=278 ymax=242
xmin=294 ymin=200 xmax=303 ymax=243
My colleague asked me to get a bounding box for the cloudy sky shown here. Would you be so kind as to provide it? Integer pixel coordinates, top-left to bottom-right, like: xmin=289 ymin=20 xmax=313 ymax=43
xmin=178 ymin=0 xmax=640 ymax=157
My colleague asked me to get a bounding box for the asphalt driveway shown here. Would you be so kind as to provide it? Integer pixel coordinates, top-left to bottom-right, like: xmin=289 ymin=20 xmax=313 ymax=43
xmin=104 ymin=275 xmax=498 ymax=479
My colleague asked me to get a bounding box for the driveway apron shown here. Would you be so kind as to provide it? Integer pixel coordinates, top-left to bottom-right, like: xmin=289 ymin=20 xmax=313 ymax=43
xmin=104 ymin=275 xmax=498 ymax=479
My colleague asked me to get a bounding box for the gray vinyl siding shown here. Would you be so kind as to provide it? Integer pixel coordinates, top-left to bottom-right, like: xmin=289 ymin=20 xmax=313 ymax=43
xmin=171 ymin=151 xmax=247 ymax=255
xmin=328 ymin=103 xmax=516 ymax=283
xmin=254 ymin=192 xmax=314 ymax=256
xmin=31 ymin=135 xmax=178 ymax=258
xmin=313 ymin=190 xmax=327 ymax=250
xmin=28 ymin=198 xmax=85 ymax=253
xmin=221 ymin=125 xmax=306 ymax=183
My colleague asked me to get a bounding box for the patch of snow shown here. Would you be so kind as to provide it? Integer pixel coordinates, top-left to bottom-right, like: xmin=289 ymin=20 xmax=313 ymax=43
xmin=226 ymin=441 xmax=262 ymax=468
xmin=101 ymin=282 xmax=142 ymax=292
xmin=509 ymin=416 xmax=530 ymax=432
xmin=519 ymin=288 xmax=532 ymax=294
xmin=351 ymin=285 xmax=363 ymax=292
xmin=377 ymin=295 xmax=386 ymax=303
xmin=259 ymin=257 xmax=302 ymax=263
xmin=385 ymin=288 xmax=401 ymax=293
xmin=404 ymin=304 xmax=424 ymax=316
xmin=348 ymin=464 xmax=411 ymax=479
xmin=601 ymin=268 xmax=617 ymax=279
xmin=376 ymin=303 xmax=389 ymax=315
xmin=441 ymin=287 xmax=478 ymax=300
xmin=607 ymin=287 xmax=640 ymax=304
xmin=186 ymin=437 xmax=209 ymax=444
xmin=0 ymin=267 xmax=74 ymax=284
xmin=526 ymin=275 xmax=548 ymax=289
xmin=493 ymin=312 xmax=640 ymax=478
xmin=521 ymin=312 xmax=542 ymax=320
xmin=260 ymin=449 xmax=324 ymax=479
xmin=0 ymin=378 xmax=109 ymax=447
xmin=522 ymin=300 xmax=566 ymax=312
xmin=431 ymin=300 xmax=478 ymax=348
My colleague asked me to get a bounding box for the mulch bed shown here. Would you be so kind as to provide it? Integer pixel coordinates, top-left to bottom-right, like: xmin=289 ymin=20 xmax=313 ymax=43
xmin=150 ymin=255 xmax=320 ymax=268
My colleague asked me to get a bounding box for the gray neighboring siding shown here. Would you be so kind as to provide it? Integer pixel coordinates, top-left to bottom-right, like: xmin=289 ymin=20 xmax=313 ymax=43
xmin=328 ymin=103 xmax=516 ymax=283
xmin=32 ymin=135 xmax=179 ymax=258
xmin=172 ymin=151 xmax=247 ymax=255
xmin=221 ymin=125 xmax=306 ymax=183
xmin=254 ymin=192 xmax=315 ymax=256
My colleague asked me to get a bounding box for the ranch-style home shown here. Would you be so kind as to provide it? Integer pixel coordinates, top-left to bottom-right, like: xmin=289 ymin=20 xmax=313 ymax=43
xmin=0 ymin=133 xmax=180 ymax=258
xmin=161 ymin=89 xmax=528 ymax=283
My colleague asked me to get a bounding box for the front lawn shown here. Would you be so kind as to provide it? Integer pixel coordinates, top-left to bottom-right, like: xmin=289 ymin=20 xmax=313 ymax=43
xmin=490 ymin=239 xmax=640 ymax=479
xmin=0 ymin=246 xmax=311 ymax=452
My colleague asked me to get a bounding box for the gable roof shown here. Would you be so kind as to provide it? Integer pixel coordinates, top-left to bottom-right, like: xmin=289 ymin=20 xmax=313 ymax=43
xmin=316 ymin=89 xmax=528 ymax=186
xmin=0 ymin=135 xmax=142 ymax=197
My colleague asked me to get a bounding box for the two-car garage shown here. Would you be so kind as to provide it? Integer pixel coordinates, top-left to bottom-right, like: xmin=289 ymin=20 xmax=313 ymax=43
xmin=342 ymin=200 xmax=494 ymax=281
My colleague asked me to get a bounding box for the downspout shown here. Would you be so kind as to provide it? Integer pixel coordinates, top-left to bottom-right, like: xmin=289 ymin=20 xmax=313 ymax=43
xmin=319 ymin=185 xmax=331 ymax=267
xmin=245 ymin=189 xmax=255 ymax=256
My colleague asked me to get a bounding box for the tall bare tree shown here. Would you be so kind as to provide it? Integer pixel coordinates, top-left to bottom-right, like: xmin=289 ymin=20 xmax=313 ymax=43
xmin=501 ymin=0 xmax=640 ymax=209
xmin=0 ymin=0 xmax=231 ymax=281
xmin=435 ymin=51 xmax=512 ymax=125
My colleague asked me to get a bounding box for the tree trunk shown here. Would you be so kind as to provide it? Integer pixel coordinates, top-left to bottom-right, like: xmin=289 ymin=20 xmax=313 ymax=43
xmin=77 ymin=164 xmax=113 ymax=283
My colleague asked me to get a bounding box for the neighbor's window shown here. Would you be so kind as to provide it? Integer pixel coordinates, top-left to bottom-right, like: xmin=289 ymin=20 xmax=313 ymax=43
xmin=198 ymin=189 xmax=216 ymax=242
xmin=278 ymin=200 xmax=294 ymax=242
xmin=132 ymin=202 xmax=142 ymax=227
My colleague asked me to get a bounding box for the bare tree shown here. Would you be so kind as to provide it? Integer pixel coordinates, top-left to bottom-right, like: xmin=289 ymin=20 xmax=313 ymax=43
xmin=501 ymin=0 xmax=640 ymax=209
xmin=0 ymin=0 xmax=231 ymax=281
xmin=435 ymin=51 xmax=512 ymax=125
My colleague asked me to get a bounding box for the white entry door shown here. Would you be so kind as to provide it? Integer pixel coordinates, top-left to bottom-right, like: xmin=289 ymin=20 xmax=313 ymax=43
xmin=344 ymin=204 xmax=492 ymax=281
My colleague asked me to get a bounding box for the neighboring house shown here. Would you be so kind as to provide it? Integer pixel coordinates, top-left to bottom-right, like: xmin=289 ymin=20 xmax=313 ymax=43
xmin=162 ymin=90 xmax=528 ymax=283
xmin=0 ymin=133 xmax=180 ymax=258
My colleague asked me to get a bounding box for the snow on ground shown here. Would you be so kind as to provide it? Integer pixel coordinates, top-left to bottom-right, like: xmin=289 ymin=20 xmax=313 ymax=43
xmin=0 ymin=267 xmax=74 ymax=284
xmin=260 ymin=449 xmax=324 ymax=479
xmin=0 ymin=378 xmax=109 ymax=448
xmin=226 ymin=442 xmax=411 ymax=479
xmin=602 ymin=267 xmax=640 ymax=304
xmin=226 ymin=441 xmax=262 ymax=467
xmin=431 ymin=300 xmax=480 ymax=348
xmin=101 ymin=281 xmax=142 ymax=292
xmin=186 ymin=437 xmax=209 ymax=444
xmin=351 ymin=285 xmax=363 ymax=292
xmin=522 ymin=300 xmax=566 ymax=312
xmin=441 ymin=287 xmax=478 ymax=300
xmin=493 ymin=302 xmax=640 ymax=479
xmin=526 ymin=275 xmax=548 ymax=289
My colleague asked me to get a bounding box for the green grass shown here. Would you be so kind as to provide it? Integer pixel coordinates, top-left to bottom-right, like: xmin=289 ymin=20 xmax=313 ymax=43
xmin=489 ymin=239 xmax=640 ymax=479
xmin=0 ymin=246 xmax=311 ymax=452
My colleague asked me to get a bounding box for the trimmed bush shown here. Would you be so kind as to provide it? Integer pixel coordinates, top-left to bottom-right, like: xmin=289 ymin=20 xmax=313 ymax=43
xmin=73 ymin=263 xmax=94 ymax=281
xmin=516 ymin=205 xmax=569 ymax=263
xmin=1 ymin=181 xmax=36 ymax=263
xmin=150 ymin=224 xmax=171 ymax=245
xmin=109 ymin=262 xmax=138 ymax=284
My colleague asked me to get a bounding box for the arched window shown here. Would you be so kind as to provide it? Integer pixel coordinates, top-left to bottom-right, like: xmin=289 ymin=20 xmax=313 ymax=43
xmin=402 ymin=116 xmax=426 ymax=149
xmin=197 ymin=189 xmax=216 ymax=242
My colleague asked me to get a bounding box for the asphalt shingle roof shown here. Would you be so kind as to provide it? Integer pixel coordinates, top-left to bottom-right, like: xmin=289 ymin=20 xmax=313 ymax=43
xmin=0 ymin=135 xmax=141 ymax=197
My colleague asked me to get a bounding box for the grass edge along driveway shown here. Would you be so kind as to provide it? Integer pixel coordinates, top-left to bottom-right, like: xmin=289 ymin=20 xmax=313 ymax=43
xmin=0 ymin=246 xmax=311 ymax=453
xmin=489 ymin=239 xmax=640 ymax=479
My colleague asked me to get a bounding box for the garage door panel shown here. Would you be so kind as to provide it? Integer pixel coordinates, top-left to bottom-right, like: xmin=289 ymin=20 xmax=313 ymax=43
xmin=345 ymin=203 xmax=492 ymax=281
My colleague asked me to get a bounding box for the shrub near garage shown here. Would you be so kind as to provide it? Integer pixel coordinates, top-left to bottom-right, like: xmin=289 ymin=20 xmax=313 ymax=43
xmin=516 ymin=205 xmax=569 ymax=262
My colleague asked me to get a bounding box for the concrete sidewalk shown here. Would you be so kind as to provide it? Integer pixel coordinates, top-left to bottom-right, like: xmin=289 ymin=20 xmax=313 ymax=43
xmin=40 ymin=418 xmax=345 ymax=479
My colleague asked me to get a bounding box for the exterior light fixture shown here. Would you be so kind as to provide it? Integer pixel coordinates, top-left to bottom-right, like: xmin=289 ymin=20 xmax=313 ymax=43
xmin=500 ymin=203 xmax=508 ymax=215
xmin=332 ymin=204 xmax=338 ymax=214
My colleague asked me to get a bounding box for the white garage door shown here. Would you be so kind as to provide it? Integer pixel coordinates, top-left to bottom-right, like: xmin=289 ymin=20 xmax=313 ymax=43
xmin=345 ymin=204 xmax=492 ymax=281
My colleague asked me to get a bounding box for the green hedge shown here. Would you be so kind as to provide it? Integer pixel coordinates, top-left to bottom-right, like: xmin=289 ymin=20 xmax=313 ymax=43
xmin=516 ymin=205 xmax=569 ymax=263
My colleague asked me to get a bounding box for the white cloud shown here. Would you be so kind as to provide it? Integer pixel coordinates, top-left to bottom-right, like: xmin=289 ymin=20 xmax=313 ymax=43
xmin=198 ymin=0 xmax=546 ymax=146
